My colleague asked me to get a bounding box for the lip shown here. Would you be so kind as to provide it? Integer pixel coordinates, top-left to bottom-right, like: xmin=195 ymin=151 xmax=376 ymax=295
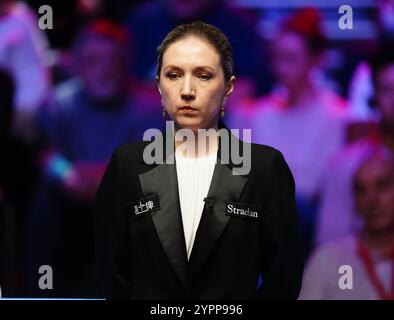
xmin=178 ymin=106 xmax=198 ymax=112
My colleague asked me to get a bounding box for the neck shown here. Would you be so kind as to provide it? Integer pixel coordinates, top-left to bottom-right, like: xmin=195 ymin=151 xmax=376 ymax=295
xmin=361 ymin=228 xmax=394 ymax=259
xmin=286 ymin=78 xmax=317 ymax=107
xmin=173 ymin=122 xmax=219 ymax=158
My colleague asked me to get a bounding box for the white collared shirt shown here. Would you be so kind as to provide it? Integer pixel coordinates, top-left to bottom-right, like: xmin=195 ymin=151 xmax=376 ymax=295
xmin=175 ymin=149 xmax=217 ymax=260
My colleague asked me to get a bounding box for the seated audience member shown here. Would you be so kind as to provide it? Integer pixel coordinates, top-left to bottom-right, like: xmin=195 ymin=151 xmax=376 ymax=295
xmin=316 ymin=50 xmax=394 ymax=245
xmin=300 ymin=142 xmax=394 ymax=300
xmin=25 ymin=20 xmax=161 ymax=298
xmin=0 ymin=69 xmax=38 ymax=297
xmin=228 ymin=8 xmax=350 ymax=258
xmin=0 ymin=0 xmax=50 ymax=142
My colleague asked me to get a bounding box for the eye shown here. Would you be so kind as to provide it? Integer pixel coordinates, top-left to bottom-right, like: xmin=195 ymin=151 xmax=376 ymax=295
xmin=165 ymin=72 xmax=180 ymax=80
xmin=198 ymin=73 xmax=212 ymax=81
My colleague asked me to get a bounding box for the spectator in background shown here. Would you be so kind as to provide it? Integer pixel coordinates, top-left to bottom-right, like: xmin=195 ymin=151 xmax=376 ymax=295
xmin=0 ymin=0 xmax=50 ymax=142
xmin=316 ymin=49 xmax=394 ymax=246
xmin=228 ymin=8 xmax=350 ymax=258
xmin=124 ymin=0 xmax=272 ymax=98
xmin=0 ymin=68 xmax=38 ymax=297
xmin=300 ymin=142 xmax=394 ymax=300
xmin=346 ymin=0 xmax=394 ymax=120
xmin=24 ymin=20 xmax=161 ymax=298
xmin=24 ymin=0 xmax=146 ymax=85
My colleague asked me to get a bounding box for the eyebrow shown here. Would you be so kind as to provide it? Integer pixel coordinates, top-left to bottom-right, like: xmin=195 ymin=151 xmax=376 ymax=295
xmin=163 ymin=65 xmax=217 ymax=73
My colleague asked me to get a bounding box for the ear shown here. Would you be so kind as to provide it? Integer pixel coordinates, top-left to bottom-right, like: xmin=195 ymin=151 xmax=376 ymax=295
xmin=224 ymin=75 xmax=236 ymax=98
xmin=156 ymin=75 xmax=162 ymax=95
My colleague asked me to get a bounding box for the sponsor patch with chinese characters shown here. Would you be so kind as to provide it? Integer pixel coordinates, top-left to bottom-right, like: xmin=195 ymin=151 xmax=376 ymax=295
xmin=128 ymin=194 xmax=160 ymax=217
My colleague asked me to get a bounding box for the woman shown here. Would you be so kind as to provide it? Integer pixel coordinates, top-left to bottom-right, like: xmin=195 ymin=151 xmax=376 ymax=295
xmin=94 ymin=21 xmax=303 ymax=300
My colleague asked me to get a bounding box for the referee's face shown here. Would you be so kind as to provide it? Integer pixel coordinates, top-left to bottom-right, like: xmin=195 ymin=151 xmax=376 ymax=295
xmin=158 ymin=35 xmax=233 ymax=133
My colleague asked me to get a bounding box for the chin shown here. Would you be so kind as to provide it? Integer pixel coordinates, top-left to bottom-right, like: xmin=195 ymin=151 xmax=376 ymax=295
xmin=175 ymin=117 xmax=203 ymax=130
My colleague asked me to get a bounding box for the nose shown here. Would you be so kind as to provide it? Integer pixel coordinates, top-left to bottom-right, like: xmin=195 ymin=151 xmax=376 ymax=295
xmin=180 ymin=75 xmax=196 ymax=102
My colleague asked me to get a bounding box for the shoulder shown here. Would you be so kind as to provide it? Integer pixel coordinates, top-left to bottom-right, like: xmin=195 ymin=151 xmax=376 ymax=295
xmin=103 ymin=141 xmax=152 ymax=179
xmin=249 ymin=142 xmax=287 ymax=167
xmin=113 ymin=141 xmax=150 ymax=160
xmin=318 ymin=90 xmax=351 ymax=124
xmin=243 ymin=142 xmax=292 ymax=179
xmin=304 ymin=235 xmax=358 ymax=284
xmin=248 ymin=143 xmax=295 ymax=191
xmin=309 ymin=235 xmax=357 ymax=267
xmin=249 ymin=142 xmax=280 ymax=162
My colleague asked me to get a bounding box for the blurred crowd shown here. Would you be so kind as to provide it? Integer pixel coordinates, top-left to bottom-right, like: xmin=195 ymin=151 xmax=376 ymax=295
xmin=0 ymin=0 xmax=394 ymax=299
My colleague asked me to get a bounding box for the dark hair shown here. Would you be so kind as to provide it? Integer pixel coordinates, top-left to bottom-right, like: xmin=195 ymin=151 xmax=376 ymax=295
xmin=72 ymin=19 xmax=130 ymax=59
xmin=156 ymin=21 xmax=233 ymax=81
xmin=281 ymin=7 xmax=328 ymax=55
xmin=370 ymin=47 xmax=394 ymax=88
xmin=367 ymin=46 xmax=394 ymax=109
xmin=0 ymin=68 xmax=15 ymax=136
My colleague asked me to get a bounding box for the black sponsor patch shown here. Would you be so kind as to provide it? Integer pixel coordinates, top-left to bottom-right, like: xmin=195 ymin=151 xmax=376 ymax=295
xmin=128 ymin=194 xmax=160 ymax=217
xmin=224 ymin=201 xmax=261 ymax=219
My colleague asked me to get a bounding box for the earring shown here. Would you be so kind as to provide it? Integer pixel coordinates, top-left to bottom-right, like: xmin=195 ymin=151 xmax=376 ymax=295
xmin=220 ymin=105 xmax=225 ymax=118
xmin=221 ymin=97 xmax=227 ymax=118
